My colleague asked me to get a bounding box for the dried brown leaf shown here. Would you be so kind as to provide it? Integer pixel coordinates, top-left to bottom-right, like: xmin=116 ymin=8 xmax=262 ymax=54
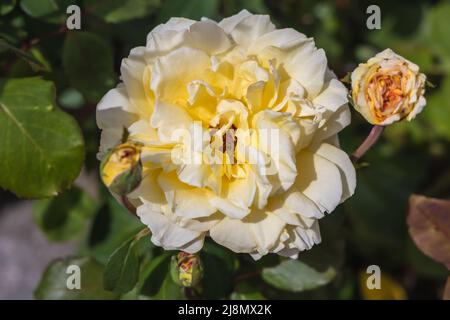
xmin=407 ymin=194 xmax=450 ymax=270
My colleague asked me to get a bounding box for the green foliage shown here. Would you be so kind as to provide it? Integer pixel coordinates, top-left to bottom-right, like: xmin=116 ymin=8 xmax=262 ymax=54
xmin=158 ymin=0 xmax=219 ymax=22
xmin=262 ymin=259 xmax=336 ymax=292
xmin=62 ymin=32 xmax=116 ymax=102
xmin=85 ymin=0 xmax=160 ymax=23
xmin=426 ymin=2 xmax=450 ymax=70
xmin=0 ymin=38 xmax=45 ymax=71
xmin=0 ymin=77 xmax=84 ymax=198
xmin=0 ymin=0 xmax=16 ymax=16
xmin=140 ymin=253 xmax=186 ymax=299
xmin=82 ymin=192 xmax=143 ymax=264
xmin=20 ymin=0 xmax=73 ymax=24
xmin=35 ymin=256 xmax=118 ymax=300
xmin=33 ymin=186 xmax=96 ymax=241
xmin=103 ymin=233 xmax=142 ymax=294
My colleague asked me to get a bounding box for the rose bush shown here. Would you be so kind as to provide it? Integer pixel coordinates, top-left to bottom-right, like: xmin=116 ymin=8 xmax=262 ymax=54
xmin=97 ymin=10 xmax=356 ymax=259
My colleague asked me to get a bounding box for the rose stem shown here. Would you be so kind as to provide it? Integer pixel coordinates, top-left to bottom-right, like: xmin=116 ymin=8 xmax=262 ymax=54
xmin=121 ymin=195 xmax=137 ymax=216
xmin=351 ymin=125 xmax=385 ymax=163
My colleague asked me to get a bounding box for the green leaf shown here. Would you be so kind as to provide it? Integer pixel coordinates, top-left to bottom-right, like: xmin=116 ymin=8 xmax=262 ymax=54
xmin=140 ymin=252 xmax=185 ymax=299
xmin=154 ymin=272 xmax=186 ymax=299
xmin=103 ymin=229 xmax=147 ymax=294
xmin=81 ymin=191 xmax=143 ymax=264
xmin=20 ymin=0 xmax=73 ymax=24
xmin=231 ymin=283 xmax=265 ymax=300
xmin=1 ymin=0 xmax=16 ymax=15
xmin=158 ymin=0 xmax=219 ymax=22
xmin=262 ymin=259 xmax=336 ymax=292
xmin=33 ymin=186 xmax=96 ymax=242
xmin=62 ymin=32 xmax=116 ymax=102
xmin=85 ymin=0 xmax=160 ymax=23
xmin=34 ymin=256 xmax=118 ymax=300
xmin=200 ymin=249 xmax=234 ymax=299
xmin=0 ymin=77 xmax=84 ymax=198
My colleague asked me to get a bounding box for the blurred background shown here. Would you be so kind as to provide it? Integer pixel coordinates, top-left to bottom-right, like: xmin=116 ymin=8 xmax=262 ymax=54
xmin=0 ymin=0 xmax=449 ymax=299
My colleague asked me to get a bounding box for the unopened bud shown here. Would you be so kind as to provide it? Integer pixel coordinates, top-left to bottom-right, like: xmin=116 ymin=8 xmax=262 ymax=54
xmin=170 ymin=252 xmax=203 ymax=288
xmin=100 ymin=142 xmax=142 ymax=195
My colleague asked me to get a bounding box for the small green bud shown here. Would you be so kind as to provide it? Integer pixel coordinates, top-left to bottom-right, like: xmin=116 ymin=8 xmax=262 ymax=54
xmin=170 ymin=252 xmax=203 ymax=288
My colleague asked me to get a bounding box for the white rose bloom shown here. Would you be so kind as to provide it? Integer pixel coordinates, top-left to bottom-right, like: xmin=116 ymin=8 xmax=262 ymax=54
xmin=97 ymin=10 xmax=356 ymax=260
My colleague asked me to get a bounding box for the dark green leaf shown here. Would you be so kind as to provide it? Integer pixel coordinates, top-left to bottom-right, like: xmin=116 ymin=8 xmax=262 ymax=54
xmin=81 ymin=191 xmax=142 ymax=264
xmin=0 ymin=77 xmax=84 ymax=198
xmin=231 ymin=283 xmax=265 ymax=300
xmin=103 ymin=229 xmax=147 ymax=294
xmin=201 ymin=250 xmax=234 ymax=299
xmin=62 ymin=32 xmax=116 ymax=102
xmin=1 ymin=0 xmax=16 ymax=16
xmin=34 ymin=256 xmax=118 ymax=300
xmin=262 ymin=259 xmax=336 ymax=292
xmin=20 ymin=0 xmax=73 ymax=24
xmin=85 ymin=0 xmax=160 ymax=24
xmin=140 ymin=252 xmax=185 ymax=299
xmin=158 ymin=0 xmax=219 ymax=22
xmin=33 ymin=186 xmax=96 ymax=241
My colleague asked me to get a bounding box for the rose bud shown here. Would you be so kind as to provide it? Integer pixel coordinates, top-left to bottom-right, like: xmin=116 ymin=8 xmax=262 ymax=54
xmin=100 ymin=142 xmax=143 ymax=195
xmin=170 ymin=252 xmax=203 ymax=288
xmin=351 ymin=48 xmax=427 ymax=125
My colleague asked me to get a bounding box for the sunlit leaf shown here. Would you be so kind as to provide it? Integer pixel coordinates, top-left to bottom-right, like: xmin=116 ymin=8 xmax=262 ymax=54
xmin=35 ymin=256 xmax=118 ymax=300
xmin=262 ymin=259 xmax=336 ymax=292
xmin=0 ymin=77 xmax=84 ymax=198
xmin=103 ymin=229 xmax=148 ymax=294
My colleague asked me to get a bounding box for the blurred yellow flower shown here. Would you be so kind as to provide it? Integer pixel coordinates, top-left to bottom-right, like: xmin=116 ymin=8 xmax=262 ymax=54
xmin=359 ymin=271 xmax=407 ymax=300
xmin=351 ymin=49 xmax=426 ymax=125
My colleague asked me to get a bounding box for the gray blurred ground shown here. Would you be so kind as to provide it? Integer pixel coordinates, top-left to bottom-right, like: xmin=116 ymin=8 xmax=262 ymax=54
xmin=0 ymin=201 xmax=76 ymax=299
xmin=0 ymin=170 xmax=97 ymax=300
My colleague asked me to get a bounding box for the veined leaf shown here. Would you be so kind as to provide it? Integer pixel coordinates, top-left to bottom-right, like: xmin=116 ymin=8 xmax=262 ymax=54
xmin=0 ymin=77 xmax=84 ymax=198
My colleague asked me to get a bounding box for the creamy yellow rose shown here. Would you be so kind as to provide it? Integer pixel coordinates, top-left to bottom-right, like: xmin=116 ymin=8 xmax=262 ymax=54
xmin=351 ymin=48 xmax=427 ymax=125
xmin=97 ymin=10 xmax=356 ymax=259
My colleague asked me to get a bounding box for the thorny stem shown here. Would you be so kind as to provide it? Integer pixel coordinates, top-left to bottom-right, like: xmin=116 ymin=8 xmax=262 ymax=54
xmin=3 ymin=25 xmax=68 ymax=75
xmin=21 ymin=24 xmax=68 ymax=51
xmin=351 ymin=125 xmax=385 ymax=163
